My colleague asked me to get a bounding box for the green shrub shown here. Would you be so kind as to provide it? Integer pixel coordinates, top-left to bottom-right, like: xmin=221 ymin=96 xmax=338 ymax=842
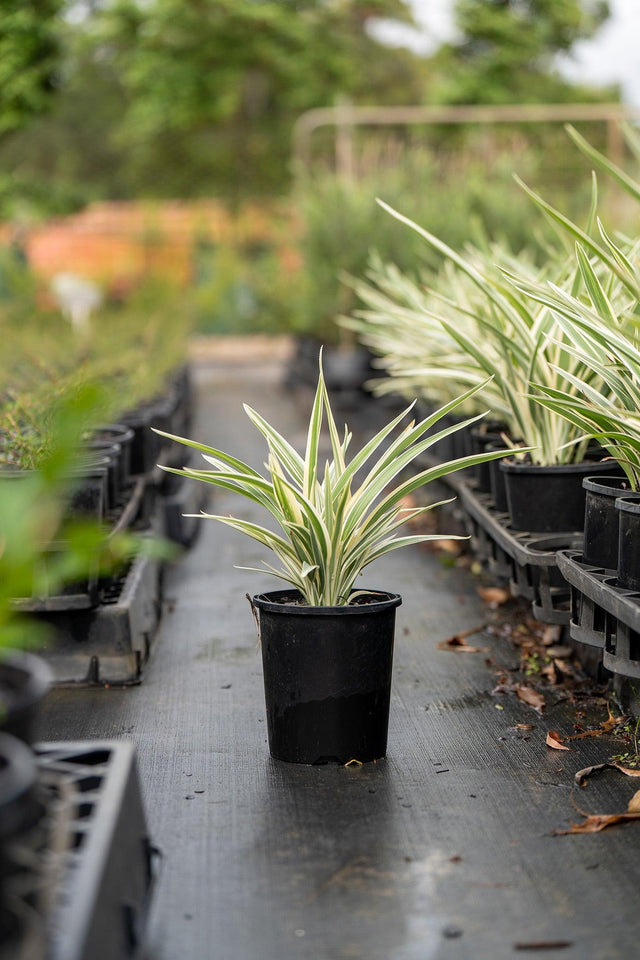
xmin=292 ymin=140 xmax=595 ymax=344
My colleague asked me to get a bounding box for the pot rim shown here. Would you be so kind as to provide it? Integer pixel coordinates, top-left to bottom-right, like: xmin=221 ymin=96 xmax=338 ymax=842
xmin=500 ymin=458 xmax=619 ymax=476
xmin=93 ymin=423 xmax=135 ymax=441
xmin=616 ymin=495 xmax=640 ymax=516
xmin=583 ymin=474 xmax=638 ymax=496
xmin=252 ymin=588 xmax=402 ymax=616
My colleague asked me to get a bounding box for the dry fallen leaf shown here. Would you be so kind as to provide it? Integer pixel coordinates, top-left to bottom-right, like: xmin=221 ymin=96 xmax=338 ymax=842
xmin=516 ymin=684 xmax=546 ymax=713
xmin=554 ymin=810 xmax=640 ymax=835
xmin=436 ymin=625 xmax=489 ymax=654
xmin=574 ymin=762 xmax=608 ymax=785
xmin=627 ymin=789 xmax=640 ymax=814
xmin=556 ymin=769 xmax=640 ymax=834
xmin=613 ymin=763 xmax=640 ymax=777
xmin=541 ymin=662 xmax=559 ymax=683
xmin=553 ymin=658 xmax=576 ymax=678
xmin=546 ymin=730 xmax=570 ymax=751
xmin=478 ymin=586 xmax=510 ymax=608
xmin=600 ymin=703 xmax=628 ymax=734
xmin=541 ymin=625 xmax=562 ymax=646
xmin=546 ymin=645 xmax=573 ymax=659
xmin=575 ymin=762 xmax=640 ymax=785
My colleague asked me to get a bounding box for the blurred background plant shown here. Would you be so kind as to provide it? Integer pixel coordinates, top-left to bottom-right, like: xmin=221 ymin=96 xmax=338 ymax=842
xmin=0 ymin=0 xmax=629 ymax=347
xmin=0 ymin=383 xmax=163 ymax=652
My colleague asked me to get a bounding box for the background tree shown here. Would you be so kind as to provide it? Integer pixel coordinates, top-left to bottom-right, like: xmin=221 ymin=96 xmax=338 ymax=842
xmin=430 ymin=0 xmax=612 ymax=104
xmin=0 ymin=0 xmax=65 ymax=135
xmin=0 ymin=0 xmax=426 ymax=208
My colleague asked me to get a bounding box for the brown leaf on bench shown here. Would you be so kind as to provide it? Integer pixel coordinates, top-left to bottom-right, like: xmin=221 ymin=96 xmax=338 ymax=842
xmin=546 ymin=730 xmax=571 ymax=751
xmin=437 ymin=625 xmax=489 ymax=653
xmin=516 ymin=684 xmax=545 ymax=713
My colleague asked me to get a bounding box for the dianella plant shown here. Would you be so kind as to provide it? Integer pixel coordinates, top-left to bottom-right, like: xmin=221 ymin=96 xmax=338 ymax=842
xmin=505 ymin=124 xmax=640 ymax=489
xmin=155 ymin=359 xmax=515 ymax=606
xmin=340 ymin=252 xmax=507 ymax=418
xmin=343 ymin=194 xmax=622 ymax=466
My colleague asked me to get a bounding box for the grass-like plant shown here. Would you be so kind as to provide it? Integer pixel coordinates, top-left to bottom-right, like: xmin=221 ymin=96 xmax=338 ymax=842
xmin=343 ymin=200 xmax=619 ymax=465
xmin=340 ymin=253 xmax=505 ymax=416
xmin=155 ymin=358 xmax=514 ymax=606
xmin=498 ymin=125 xmax=640 ymax=488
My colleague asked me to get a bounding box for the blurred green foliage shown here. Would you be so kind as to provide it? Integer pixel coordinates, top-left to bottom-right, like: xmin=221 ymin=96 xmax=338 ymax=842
xmin=291 ymin=135 xmax=600 ymax=342
xmin=432 ymin=0 xmax=613 ymax=104
xmin=0 ymin=0 xmax=616 ymax=213
xmin=0 ymin=262 xmax=189 ymax=469
xmin=0 ymin=0 xmax=64 ymax=136
xmin=0 ymin=382 xmax=169 ymax=650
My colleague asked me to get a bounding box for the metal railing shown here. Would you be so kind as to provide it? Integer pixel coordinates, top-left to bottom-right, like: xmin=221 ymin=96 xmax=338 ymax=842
xmin=293 ymin=101 xmax=640 ymax=177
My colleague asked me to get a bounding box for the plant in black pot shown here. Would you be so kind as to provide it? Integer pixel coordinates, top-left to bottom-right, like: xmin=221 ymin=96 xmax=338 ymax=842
xmin=519 ymin=241 xmax=640 ymax=578
xmin=156 ymin=360 xmax=511 ymax=765
xmin=351 ymin=201 xmax=623 ymax=534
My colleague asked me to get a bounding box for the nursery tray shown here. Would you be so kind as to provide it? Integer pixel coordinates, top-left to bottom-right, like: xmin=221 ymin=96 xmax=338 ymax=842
xmin=457 ymin=481 xmax=582 ymax=625
xmin=557 ymin=549 xmax=640 ymax=679
xmin=1 ymin=740 xmax=159 ymax=960
xmin=37 ymin=547 xmax=162 ymax=686
xmin=12 ymin=478 xmax=148 ymax=615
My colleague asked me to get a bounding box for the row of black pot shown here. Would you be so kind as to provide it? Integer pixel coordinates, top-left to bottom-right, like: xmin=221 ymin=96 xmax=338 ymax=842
xmin=464 ymin=423 xmax=640 ymax=588
xmin=0 ymin=365 xmax=193 ymax=531
xmin=429 ymin=412 xmax=619 ymax=536
xmin=581 ymin=476 xmax=640 ymax=588
xmin=70 ymin=363 xmax=193 ymax=523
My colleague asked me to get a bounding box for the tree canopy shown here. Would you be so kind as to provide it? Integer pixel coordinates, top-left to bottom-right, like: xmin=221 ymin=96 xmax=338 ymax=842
xmin=431 ymin=0 xmax=612 ymax=103
xmin=0 ymin=0 xmax=65 ymax=134
xmin=0 ymin=0 xmax=617 ymax=212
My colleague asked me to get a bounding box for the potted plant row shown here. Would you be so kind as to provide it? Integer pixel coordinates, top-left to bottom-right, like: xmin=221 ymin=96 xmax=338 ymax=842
xmin=343 ymin=123 xmax=640 ymax=681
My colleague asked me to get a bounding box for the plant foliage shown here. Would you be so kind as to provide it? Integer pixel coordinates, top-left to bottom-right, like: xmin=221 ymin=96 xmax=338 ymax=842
xmin=156 ymin=358 xmax=512 ymax=606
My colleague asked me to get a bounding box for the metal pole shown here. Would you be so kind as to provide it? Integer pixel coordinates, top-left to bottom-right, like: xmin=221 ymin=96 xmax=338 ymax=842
xmin=292 ymin=102 xmax=639 ymax=174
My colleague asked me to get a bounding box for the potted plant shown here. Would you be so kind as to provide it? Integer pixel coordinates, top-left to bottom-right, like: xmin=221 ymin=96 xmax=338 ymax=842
xmin=345 ymin=203 xmax=621 ymax=532
xmin=155 ymin=358 xmax=513 ymax=764
xmin=519 ymin=249 xmax=640 ymax=573
xmin=498 ymin=124 xmax=640 ymax=569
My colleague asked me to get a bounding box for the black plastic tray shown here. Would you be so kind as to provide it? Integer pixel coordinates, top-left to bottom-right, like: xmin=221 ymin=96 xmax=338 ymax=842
xmin=457 ymin=481 xmax=582 ymax=625
xmin=12 ymin=478 xmax=147 ymax=615
xmin=37 ymin=546 xmax=162 ymax=686
xmin=2 ymin=740 xmax=159 ymax=960
xmin=557 ymin=549 xmax=640 ymax=679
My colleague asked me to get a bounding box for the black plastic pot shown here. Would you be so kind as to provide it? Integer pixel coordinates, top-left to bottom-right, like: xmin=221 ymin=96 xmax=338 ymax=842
xmin=582 ymin=476 xmax=639 ymax=570
xmin=501 ymin=458 xmax=620 ymax=533
xmin=120 ymin=407 xmax=162 ymax=476
xmin=67 ymin=454 xmax=110 ymax=522
xmin=85 ymin=440 xmax=121 ymax=511
xmin=470 ymin=428 xmax=507 ymax=493
xmin=487 ymin=442 xmax=510 ymax=513
xmin=617 ymin=496 xmax=640 ymax=591
xmin=91 ymin=423 xmax=135 ymax=491
xmin=253 ymin=589 xmax=401 ymax=765
xmin=0 ymin=651 xmax=52 ymax=745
